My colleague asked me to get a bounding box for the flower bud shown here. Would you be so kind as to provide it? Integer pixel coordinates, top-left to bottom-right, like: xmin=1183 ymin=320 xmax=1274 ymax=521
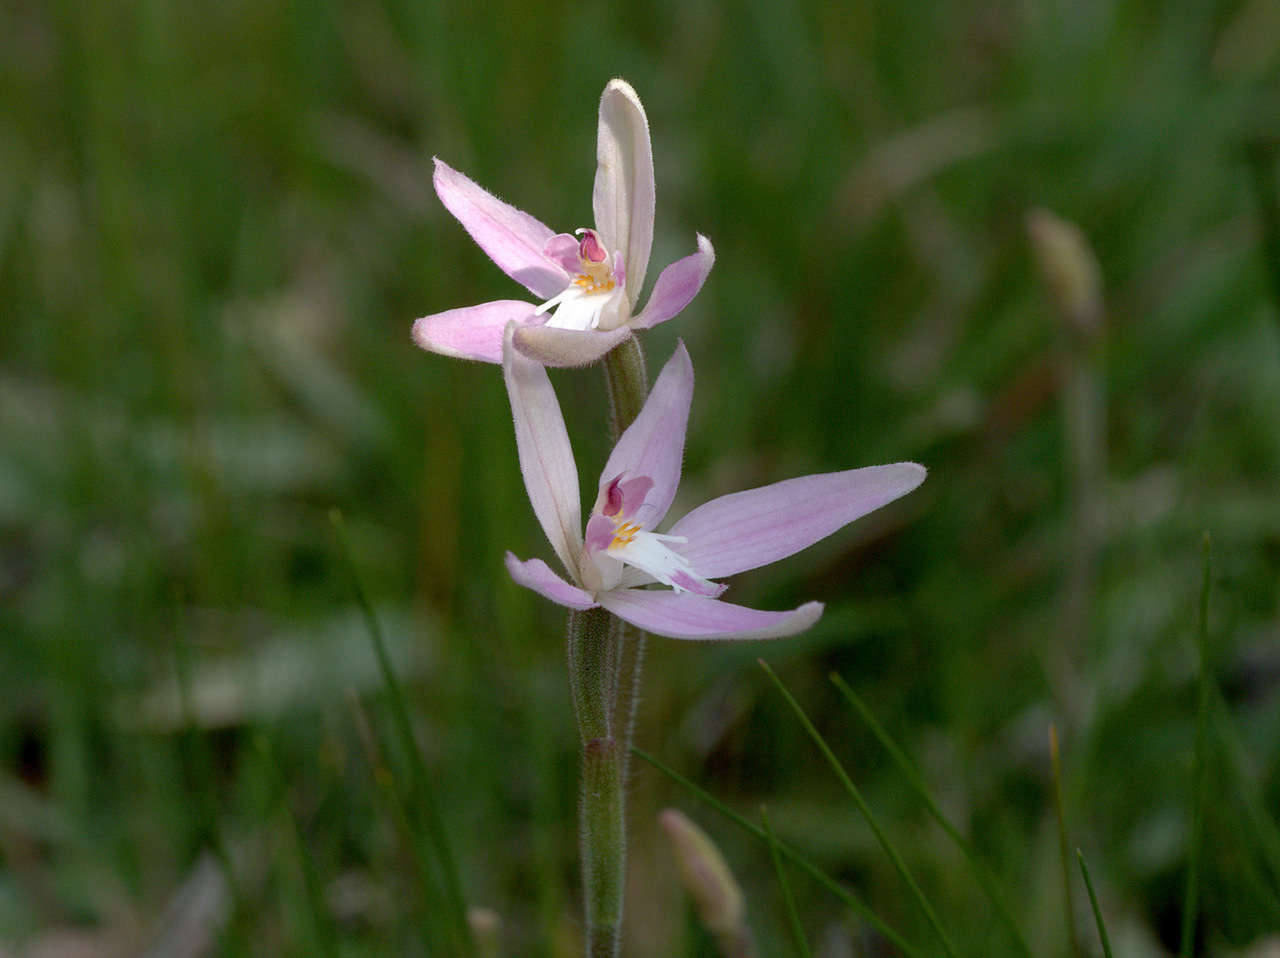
xmin=660 ymin=809 xmax=753 ymax=956
xmin=1026 ymin=208 xmax=1103 ymax=341
xmin=467 ymin=906 xmax=501 ymax=958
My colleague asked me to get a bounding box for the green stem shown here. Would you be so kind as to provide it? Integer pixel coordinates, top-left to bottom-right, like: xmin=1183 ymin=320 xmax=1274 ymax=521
xmin=599 ymin=334 xmax=651 ymax=767
xmin=568 ymin=607 xmax=625 ymax=957
xmin=563 ymin=337 xmax=651 ymax=958
xmin=603 ymin=336 xmax=648 ymax=438
xmin=582 ymin=735 xmax=624 ymax=958
xmin=568 ymin=607 xmax=616 ymax=741
xmin=612 ymin=619 xmax=647 ymax=782
xmin=558 ymin=338 xmax=655 ymax=956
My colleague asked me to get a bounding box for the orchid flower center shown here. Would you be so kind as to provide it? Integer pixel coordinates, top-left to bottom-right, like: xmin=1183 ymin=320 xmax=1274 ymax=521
xmin=582 ymin=475 xmax=723 ymax=597
xmin=536 ymin=229 xmax=627 ymax=332
xmin=569 ymin=229 xmax=617 ymax=295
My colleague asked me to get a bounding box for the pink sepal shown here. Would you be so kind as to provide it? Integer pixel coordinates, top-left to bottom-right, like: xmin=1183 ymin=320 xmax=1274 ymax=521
xmin=433 ymin=158 xmax=568 ymax=300
xmin=505 ymin=553 xmax=596 ymax=610
xmin=597 ymin=590 xmax=824 ymax=641
xmin=632 ymin=234 xmax=715 ymax=330
xmin=667 ymin=463 xmax=927 ymax=579
xmin=412 ymin=301 xmax=541 ymax=364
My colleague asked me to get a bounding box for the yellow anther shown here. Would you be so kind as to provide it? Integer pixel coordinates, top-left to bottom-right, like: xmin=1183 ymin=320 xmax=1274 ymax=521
xmin=573 ymin=273 xmax=616 ymax=295
xmin=610 ymin=521 xmax=641 ymax=549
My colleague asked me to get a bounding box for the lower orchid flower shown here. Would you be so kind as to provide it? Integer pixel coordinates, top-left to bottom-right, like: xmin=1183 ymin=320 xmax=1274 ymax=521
xmin=413 ymin=79 xmax=714 ymax=368
xmin=502 ymin=325 xmax=927 ymax=640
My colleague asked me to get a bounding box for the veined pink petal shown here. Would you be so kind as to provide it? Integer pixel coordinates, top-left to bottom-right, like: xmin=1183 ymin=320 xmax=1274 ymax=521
xmin=503 ymin=324 xmax=583 ymax=579
xmin=513 ymin=324 xmax=632 ymax=368
xmin=505 ymin=553 xmax=596 ymax=610
xmin=433 ymin=158 xmax=569 ymax=300
xmin=631 ymin=234 xmax=715 ymax=330
xmin=593 ymin=80 xmax=655 ymax=307
xmin=666 ymin=463 xmax=927 ymax=579
xmin=412 ymin=301 xmax=539 ymax=364
xmin=598 ymin=590 xmax=824 ymax=641
xmin=597 ymin=342 xmax=693 ymax=528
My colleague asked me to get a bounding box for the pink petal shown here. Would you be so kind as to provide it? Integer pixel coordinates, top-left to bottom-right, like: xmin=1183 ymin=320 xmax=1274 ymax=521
xmin=631 ymin=234 xmax=715 ymax=330
xmin=512 ymin=324 xmax=632 ymax=368
xmin=597 ymin=590 xmax=824 ymax=641
xmin=543 ymin=233 xmax=582 ymax=274
xmin=505 ymin=553 xmax=596 ymax=610
xmin=596 ymin=342 xmax=693 ymax=528
xmin=412 ymin=301 xmax=540 ymax=364
xmin=433 ymin=158 xmax=569 ymax=300
xmin=593 ymin=80 xmax=655 ymax=307
xmin=503 ymin=324 xmax=583 ymax=579
xmin=584 ymin=514 xmax=618 ymax=553
xmin=601 ymin=476 xmax=654 ymax=517
xmin=666 ymin=463 xmax=927 ymax=579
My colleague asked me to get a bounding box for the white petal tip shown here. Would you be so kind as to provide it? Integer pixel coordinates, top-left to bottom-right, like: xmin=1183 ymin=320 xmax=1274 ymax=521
xmin=604 ymin=78 xmax=643 ymax=104
xmin=896 ymin=462 xmax=928 ymax=491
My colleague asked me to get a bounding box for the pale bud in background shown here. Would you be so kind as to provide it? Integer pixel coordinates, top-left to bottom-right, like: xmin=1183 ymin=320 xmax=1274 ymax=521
xmin=1026 ymin=207 xmax=1104 ymax=340
xmin=1027 ymin=207 xmax=1107 ymax=725
xmin=660 ymin=808 xmax=754 ymax=958
xmin=467 ymin=906 xmax=501 ymax=958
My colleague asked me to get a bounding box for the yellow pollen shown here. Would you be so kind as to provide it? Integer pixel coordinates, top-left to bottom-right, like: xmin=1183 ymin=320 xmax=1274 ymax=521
xmin=573 ymin=273 xmax=616 ymax=295
xmin=610 ymin=520 xmax=641 ymax=549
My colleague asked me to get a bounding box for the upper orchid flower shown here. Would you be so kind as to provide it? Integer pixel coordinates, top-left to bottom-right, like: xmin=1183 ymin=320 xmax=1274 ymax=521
xmin=413 ymin=79 xmax=715 ymax=368
xmin=501 ymin=326 xmax=927 ymax=640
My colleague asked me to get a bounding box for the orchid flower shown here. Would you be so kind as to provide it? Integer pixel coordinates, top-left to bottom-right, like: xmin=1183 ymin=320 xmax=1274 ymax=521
xmin=412 ymin=79 xmax=715 ymax=368
xmin=502 ymin=326 xmax=927 ymax=640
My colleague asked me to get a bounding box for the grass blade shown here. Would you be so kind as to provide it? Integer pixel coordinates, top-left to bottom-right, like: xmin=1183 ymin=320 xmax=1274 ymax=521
xmin=256 ymin=733 xmax=338 ymax=958
xmin=1244 ymin=138 xmax=1280 ymax=326
xmin=346 ymin=690 xmax=453 ymax=949
xmin=171 ymin=599 xmax=248 ymax=926
xmin=1208 ymin=687 xmax=1280 ymax=897
xmin=1050 ymin=725 xmax=1082 ymax=958
xmin=760 ymin=806 xmax=811 ymax=958
xmin=330 ymin=509 xmax=475 ymax=957
xmin=1180 ymin=533 xmax=1212 ymax=958
xmin=830 ymin=672 xmax=1034 ymax=958
xmin=631 ymin=747 xmax=928 ymax=958
xmin=757 ymin=660 xmax=959 ymax=958
xmin=1076 ymin=849 xmax=1115 ymax=958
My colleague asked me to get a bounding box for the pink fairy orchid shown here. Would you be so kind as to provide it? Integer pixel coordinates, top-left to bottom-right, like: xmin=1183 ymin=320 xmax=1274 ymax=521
xmin=501 ymin=326 xmax=927 ymax=640
xmin=412 ymin=79 xmax=715 ymax=368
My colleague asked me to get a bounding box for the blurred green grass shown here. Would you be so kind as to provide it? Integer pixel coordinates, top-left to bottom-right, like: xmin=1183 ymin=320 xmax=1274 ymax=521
xmin=3 ymin=0 xmax=1279 ymax=954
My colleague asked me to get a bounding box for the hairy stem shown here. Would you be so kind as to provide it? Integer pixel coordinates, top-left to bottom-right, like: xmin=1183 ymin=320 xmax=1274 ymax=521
xmin=603 ymin=336 xmax=648 ymax=438
xmin=568 ymin=607 xmax=625 ymax=957
xmin=564 ymin=337 xmax=650 ymax=957
xmin=581 ymin=735 xmax=624 ymax=958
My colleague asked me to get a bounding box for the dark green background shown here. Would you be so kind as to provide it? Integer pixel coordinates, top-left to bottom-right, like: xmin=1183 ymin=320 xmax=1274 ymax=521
xmin=3 ymin=0 xmax=1279 ymax=953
